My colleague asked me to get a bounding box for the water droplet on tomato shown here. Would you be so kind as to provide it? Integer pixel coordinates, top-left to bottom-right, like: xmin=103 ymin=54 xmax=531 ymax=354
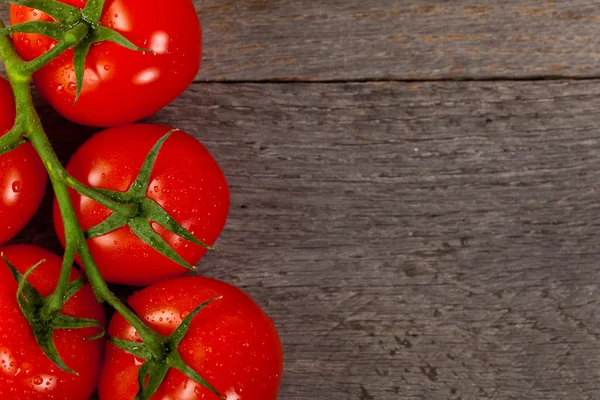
xmin=68 ymin=82 xmax=76 ymax=90
xmin=194 ymin=386 xmax=202 ymax=395
xmin=32 ymin=11 xmax=37 ymax=16
xmin=180 ymin=311 xmax=190 ymax=319
xmin=133 ymin=356 xmax=144 ymax=366
xmin=24 ymin=39 xmax=30 ymax=45
xmin=36 ymin=39 xmax=42 ymax=46
xmin=114 ymin=13 xmax=118 ymax=18
xmin=153 ymin=185 xmax=159 ymax=193
xmin=104 ymin=64 xmax=111 ymax=71
xmin=33 ymin=376 xmax=43 ymax=385
xmin=11 ymin=181 xmax=21 ymax=193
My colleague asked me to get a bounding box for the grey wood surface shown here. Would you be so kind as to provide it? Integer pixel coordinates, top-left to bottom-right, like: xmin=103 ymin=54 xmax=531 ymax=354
xmin=3 ymin=1 xmax=600 ymax=400
xmin=196 ymin=0 xmax=600 ymax=81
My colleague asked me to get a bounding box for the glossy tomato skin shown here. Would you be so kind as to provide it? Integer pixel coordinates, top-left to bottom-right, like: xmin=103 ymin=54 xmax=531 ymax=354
xmin=10 ymin=0 xmax=201 ymax=127
xmin=53 ymin=124 xmax=230 ymax=286
xmin=0 ymin=77 xmax=47 ymax=245
xmin=99 ymin=276 xmax=284 ymax=400
xmin=0 ymin=245 xmax=105 ymax=399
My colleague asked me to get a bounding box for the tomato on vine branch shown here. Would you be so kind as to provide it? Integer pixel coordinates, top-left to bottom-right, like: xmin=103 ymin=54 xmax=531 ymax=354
xmin=7 ymin=0 xmax=202 ymax=127
xmin=53 ymin=124 xmax=230 ymax=286
xmin=99 ymin=276 xmax=284 ymax=400
xmin=0 ymin=8 xmax=226 ymax=397
xmin=0 ymin=245 xmax=105 ymax=400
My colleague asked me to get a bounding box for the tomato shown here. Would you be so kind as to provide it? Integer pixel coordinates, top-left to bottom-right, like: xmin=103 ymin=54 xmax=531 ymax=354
xmin=10 ymin=0 xmax=201 ymax=127
xmin=98 ymin=276 xmax=283 ymax=400
xmin=0 ymin=77 xmax=47 ymax=245
xmin=0 ymin=244 xmax=105 ymax=399
xmin=53 ymin=124 xmax=230 ymax=286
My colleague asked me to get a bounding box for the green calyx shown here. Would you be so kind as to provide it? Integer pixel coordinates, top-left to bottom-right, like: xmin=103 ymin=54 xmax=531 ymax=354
xmin=0 ymin=0 xmax=149 ymax=101
xmin=66 ymin=130 xmax=220 ymax=271
xmin=2 ymin=253 xmax=105 ymax=375
xmin=110 ymin=297 xmax=223 ymax=400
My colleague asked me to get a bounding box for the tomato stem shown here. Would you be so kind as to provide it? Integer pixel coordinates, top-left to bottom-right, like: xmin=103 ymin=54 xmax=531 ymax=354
xmin=41 ymin=240 xmax=78 ymax=319
xmin=20 ymin=22 xmax=88 ymax=75
xmin=61 ymin=171 xmax=141 ymax=217
xmin=0 ymin=18 xmax=167 ymax=361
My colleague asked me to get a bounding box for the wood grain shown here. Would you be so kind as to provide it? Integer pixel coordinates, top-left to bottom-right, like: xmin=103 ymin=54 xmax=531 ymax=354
xmin=5 ymin=1 xmax=600 ymax=80
xmin=195 ymin=0 xmax=600 ymax=81
xmin=11 ymin=80 xmax=600 ymax=399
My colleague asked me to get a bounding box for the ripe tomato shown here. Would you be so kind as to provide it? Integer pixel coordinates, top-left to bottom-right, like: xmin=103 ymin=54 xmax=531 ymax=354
xmin=0 ymin=77 xmax=47 ymax=245
xmin=98 ymin=276 xmax=284 ymax=400
xmin=0 ymin=244 xmax=105 ymax=399
xmin=10 ymin=0 xmax=201 ymax=127
xmin=53 ymin=124 xmax=230 ymax=286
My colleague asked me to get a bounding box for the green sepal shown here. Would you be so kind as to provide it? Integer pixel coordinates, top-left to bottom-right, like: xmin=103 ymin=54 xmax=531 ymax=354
xmin=108 ymin=337 xmax=153 ymax=360
xmin=129 ymin=130 xmax=174 ymax=198
xmin=165 ymin=297 xmax=223 ymax=398
xmin=168 ymin=297 xmax=222 ymax=347
xmin=128 ymin=217 xmax=195 ymax=270
xmin=109 ymin=297 xmax=223 ymax=400
xmin=1 ymin=254 xmax=105 ymax=374
xmin=136 ymin=360 xmax=170 ymax=400
xmin=141 ymin=198 xmax=220 ymax=251
xmin=72 ymin=34 xmax=93 ymax=103
xmin=0 ymin=20 xmax=67 ymax=40
xmin=167 ymin=351 xmax=222 ymax=398
xmin=62 ymin=275 xmax=87 ymax=302
xmin=81 ymin=0 xmax=105 ymax=26
xmin=5 ymin=257 xmax=44 ymax=311
xmin=0 ymin=0 xmax=80 ymax=23
xmin=85 ymin=212 xmax=129 ymax=239
xmin=52 ymin=314 xmax=105 ymax=341
xmin=3 ymin=256 xmax=75 ymax=373
xmin=92 ymin=25 xmax=149 ymax=52
xmin=34 ymin=321 xmax=78 ymax=374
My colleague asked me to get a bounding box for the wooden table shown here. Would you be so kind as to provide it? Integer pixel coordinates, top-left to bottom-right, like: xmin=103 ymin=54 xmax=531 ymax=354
xmin=5 ymin=1 xmax=600 ymax=399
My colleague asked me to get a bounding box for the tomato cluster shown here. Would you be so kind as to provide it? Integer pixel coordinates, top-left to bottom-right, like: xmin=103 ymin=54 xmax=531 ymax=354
xmin=0 ymin=1 xmax=284 ymax=399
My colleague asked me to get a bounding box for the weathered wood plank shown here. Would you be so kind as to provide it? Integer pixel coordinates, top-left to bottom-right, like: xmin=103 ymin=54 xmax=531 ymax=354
xmin=195 ymin=0 xmax=600 ymax=80
xmin=5 ymin=1 xmax=600 ymax=80
xmin=12 ymin=80 xmax=600 ymax=399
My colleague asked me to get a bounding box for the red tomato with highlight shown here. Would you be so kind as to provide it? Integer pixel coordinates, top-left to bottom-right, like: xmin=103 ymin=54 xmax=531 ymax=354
xmin=98 ymin=276 xmax=284 ymax=400
xmin=0 ymin=245 xmax=105 ymax=399
xmin=10 ymin=0 xmax=201 ymax=127
xmin=0 ymin=77 xmax=47 ymax=245
xmin=53 ymin=124 xmax=230 ymax=286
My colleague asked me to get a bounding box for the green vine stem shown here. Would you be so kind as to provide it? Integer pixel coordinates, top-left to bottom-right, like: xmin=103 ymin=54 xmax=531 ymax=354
xmin=0 ymin=20 xmax=167 ymax=359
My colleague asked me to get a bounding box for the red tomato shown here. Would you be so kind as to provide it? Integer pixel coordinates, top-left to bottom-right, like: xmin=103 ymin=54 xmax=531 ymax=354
xmin=10 ymin=0 xmax=201 ymax=127
xmin=53 ymin=124 xmax=230 ymax=286
xmin=0 ymin=244 xmax=105 ymax=399
xmin=98 ymin=276 xmax=284 ymax=400
xmin=0 ymin=77 xmax=47 ymax=245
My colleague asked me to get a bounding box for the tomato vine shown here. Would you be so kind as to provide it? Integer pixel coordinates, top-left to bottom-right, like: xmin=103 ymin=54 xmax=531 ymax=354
xmin=0 ymin=11 xmax=221 ymax=400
